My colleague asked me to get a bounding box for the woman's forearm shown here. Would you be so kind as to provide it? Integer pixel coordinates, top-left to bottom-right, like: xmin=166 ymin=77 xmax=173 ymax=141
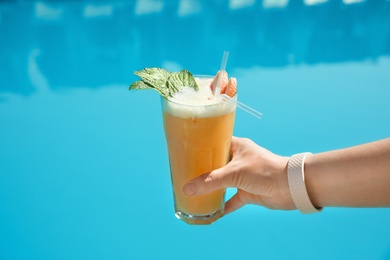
xmin=305 ymin=138 xmax=390 ymax=208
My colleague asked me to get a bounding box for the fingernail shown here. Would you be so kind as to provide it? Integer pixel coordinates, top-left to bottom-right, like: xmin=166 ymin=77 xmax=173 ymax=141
xmin=183 ymin=183 xmax=197 ymax=196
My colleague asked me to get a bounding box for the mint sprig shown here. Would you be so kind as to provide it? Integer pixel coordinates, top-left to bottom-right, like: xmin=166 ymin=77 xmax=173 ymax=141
xmin=129 ymin=68 xmax=199 ymax=98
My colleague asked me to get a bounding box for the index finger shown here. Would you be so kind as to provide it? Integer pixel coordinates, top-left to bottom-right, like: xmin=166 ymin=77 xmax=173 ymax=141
xmin=183 ymin=163 xmax=238 ymax=196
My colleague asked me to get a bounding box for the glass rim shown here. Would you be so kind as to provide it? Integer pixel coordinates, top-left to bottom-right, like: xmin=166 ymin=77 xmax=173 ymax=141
xmin=161 ymin=75 xmax=237 ymax=108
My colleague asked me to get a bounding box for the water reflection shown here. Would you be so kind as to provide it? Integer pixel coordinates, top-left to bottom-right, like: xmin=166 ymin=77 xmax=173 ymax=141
xmin=0 ymin=0 xmax=389 ymax=96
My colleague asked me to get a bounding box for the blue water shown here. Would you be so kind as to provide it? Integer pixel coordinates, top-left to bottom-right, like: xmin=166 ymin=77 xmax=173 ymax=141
xmin=1 ymin=0 xmax=390 ymax=259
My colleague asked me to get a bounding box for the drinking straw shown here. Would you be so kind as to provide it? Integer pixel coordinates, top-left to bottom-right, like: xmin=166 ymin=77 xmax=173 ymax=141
xmin=215 ymin=51 xmax=263 ymax=119
xmin=222 ymin=94 xmax=263 ymax=119
xmin=213 ymin=51 xmax=229 ymax=95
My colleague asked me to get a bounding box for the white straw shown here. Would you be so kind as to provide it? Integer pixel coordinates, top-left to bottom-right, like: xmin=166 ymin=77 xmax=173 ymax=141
xmin=213 ymin=51 xmax=229 ymax=95
xmin=215 ymin=51 xmax=263 ymax=119
xmin=221 ymin=94 xmax=263 ymax=119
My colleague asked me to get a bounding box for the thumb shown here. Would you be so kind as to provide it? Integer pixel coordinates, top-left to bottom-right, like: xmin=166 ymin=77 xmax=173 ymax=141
xmin=183 ymin=166 xmax=233 ymax=196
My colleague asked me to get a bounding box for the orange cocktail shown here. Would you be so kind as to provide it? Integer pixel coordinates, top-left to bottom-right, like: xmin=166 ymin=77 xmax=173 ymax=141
xmin=161 ymin=76 xmax=236 ymax=224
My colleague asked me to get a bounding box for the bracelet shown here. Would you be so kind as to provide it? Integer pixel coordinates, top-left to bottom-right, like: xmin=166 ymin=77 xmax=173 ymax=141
xmin=288 ymin=153 xmax=323 ymax=214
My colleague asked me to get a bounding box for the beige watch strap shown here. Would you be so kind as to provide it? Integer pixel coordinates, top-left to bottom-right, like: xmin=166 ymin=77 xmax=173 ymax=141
xmin=288 ymin=153 xmax=323 ymax=214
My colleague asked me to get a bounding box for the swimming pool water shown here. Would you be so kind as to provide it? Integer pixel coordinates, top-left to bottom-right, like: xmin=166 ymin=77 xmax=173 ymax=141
xmin=1 ymin=1 xmax=390 ymax=259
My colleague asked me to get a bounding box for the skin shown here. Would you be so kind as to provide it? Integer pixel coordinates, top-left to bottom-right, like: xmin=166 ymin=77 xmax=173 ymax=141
xmin=183 ymin=137 xmax=390 ymax=215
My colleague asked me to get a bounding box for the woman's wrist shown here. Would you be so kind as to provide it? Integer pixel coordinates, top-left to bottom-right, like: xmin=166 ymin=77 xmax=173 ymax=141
xmin=273 ymin=155 xmax=297 ymax=210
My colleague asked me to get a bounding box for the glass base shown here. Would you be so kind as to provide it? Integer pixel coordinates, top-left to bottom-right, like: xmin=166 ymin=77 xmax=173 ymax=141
xmin=175 ymin=208 xmax=224 ymax=225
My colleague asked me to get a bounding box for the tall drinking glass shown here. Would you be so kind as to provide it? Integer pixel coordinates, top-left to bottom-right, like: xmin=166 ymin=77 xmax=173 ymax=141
xmin=161 ymin=76 xmax=236 ymax=225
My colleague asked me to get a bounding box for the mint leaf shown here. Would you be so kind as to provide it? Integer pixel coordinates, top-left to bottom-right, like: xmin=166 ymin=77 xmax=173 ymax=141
xmin=134 ymin=68 xmax=170 ymax=90
xmin=129 ymin=79 xmax=171 ymax=97
xmin=130 ymin=67 xmax=198 ymax=98
xmin=167 ymin=70 xmax=198 ymax=93
xmin=129 ymin=81 xmax=151 ymax=90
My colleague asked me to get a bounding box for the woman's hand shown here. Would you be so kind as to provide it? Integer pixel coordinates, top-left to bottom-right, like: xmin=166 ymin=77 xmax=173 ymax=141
xmin=183 ymin=137 xmax=294 ymax=215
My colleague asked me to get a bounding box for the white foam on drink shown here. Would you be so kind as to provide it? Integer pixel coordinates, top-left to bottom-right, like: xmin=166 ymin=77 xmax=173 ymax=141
xmin=163 ymin=77 xmax=237 ymax=118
